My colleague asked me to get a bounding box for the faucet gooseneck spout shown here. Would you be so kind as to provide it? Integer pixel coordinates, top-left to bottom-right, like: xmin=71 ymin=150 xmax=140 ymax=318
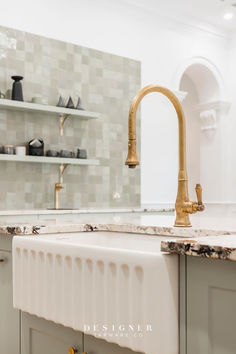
xmin=125 ymin=84 xmax=204 ymax=227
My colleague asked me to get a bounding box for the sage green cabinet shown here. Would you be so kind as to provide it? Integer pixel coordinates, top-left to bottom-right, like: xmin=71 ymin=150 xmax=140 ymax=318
xmin=21 ymin=313 xmax=142 ymax=354
xmin=21 ymin=313 xmax=83 ymax=354
xmin=181 ymin=256 xmax=236 ymax=354
xmin=84 ymin=334 xmax=142 ymax=354
xmin=0 ymin=236 xmax=20 ymax=354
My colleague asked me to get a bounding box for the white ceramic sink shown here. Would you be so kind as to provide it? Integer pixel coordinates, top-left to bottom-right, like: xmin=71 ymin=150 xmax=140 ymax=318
xmin=13 ymin=232 xmax=178 ymax=354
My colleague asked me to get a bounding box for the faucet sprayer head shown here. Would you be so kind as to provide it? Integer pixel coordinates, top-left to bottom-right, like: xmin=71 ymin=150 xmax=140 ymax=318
xmin=125 ymin=139 xmax=139 ymax=168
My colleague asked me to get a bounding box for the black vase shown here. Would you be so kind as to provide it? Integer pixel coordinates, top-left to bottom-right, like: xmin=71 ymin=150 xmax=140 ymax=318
xmin=11 ymin=76 xmax=24 ymax=101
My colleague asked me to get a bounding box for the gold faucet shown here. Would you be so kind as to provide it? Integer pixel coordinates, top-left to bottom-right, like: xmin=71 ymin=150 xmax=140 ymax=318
xmin=125 ymin=84 xmax=205 ymax=227
xmin=54 ymin=183 xmax=64 ymax=210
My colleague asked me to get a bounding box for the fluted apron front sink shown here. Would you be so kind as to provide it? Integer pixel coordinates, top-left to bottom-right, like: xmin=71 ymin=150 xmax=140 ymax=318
xmin=13 ymin=232 xmax=178 ymax=354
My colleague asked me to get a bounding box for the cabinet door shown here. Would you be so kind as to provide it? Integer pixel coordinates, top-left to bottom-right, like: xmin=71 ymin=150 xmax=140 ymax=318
xmin=186 ymin=256 xmax=236 ymax=354
xmin=84 ymin=334 xmax=143 ymax=354
xmin=21 ymin=313 xmax=83 ymax=354
xmin=0 ymin=249 xmax=20 ymax=354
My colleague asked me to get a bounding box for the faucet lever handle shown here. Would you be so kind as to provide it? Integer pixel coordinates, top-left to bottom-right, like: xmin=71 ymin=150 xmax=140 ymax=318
xmin=195 ymin=184 xmax=203 ymax=205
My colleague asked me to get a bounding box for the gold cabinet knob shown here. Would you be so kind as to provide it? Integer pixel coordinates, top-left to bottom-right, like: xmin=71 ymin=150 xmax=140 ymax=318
xmin=68 ymin=347 xmax=78 ymax=354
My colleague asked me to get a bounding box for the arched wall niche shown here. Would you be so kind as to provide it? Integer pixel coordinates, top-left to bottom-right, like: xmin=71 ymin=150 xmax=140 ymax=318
xmin=173 ymin=56 xmax=225 ymax=102
xmin=173 ymin=57 xmax=230 ymax=203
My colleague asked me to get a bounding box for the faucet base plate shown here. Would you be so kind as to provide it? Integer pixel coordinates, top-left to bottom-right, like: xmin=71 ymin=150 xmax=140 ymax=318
xmin=174 ymin=223 xmax=192 ymax=228
xmin=174 ymin=214 xmax=192 ymax=227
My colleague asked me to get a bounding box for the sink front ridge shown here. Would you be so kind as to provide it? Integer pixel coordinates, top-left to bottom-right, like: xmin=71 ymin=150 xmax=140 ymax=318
xmin=13 ymin=231 xmax=179 ymax=354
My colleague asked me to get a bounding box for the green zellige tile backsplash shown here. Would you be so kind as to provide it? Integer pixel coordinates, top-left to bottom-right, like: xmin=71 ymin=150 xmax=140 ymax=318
xmin=0 ymin=26 xmax=141 ymax=209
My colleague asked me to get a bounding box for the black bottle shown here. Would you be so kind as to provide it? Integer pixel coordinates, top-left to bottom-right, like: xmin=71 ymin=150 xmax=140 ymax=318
xmin=11 ymin=76 xmax=24 ymax=101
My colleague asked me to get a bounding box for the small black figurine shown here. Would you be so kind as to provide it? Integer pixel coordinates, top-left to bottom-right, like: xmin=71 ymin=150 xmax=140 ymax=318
xmin=11 ymin=76 xmax=24 ymax=101
xmin=66 ymin=96 xmax=75 ymax=109
xmin=56 ymin=95 xmax=65 ymax=107
xmin=28 ymin=139 xmax=44 ymax=156
xmin=75 ymin=96 xmax=84 ymax=110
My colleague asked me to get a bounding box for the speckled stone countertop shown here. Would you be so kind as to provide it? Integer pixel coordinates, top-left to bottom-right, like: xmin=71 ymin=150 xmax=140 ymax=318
xmin=1 ymin=205 xmax=236 ymax=238
xmin=1 ymin=221 xmax=236 ymax=237
xmin=161 ymin=234 xmax=236 ymax=261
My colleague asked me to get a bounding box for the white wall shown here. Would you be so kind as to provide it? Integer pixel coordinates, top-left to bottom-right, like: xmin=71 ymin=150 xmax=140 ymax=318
xmin=0 ymin=0 xmax=232 ymax=206
xmin=225 ymin=35 xmax=236 ymax=203
xmin=180 ymin=74 xmax=200 ymax=201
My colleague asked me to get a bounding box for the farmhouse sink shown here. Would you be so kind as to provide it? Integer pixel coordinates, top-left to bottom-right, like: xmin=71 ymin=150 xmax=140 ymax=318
xmin=13 ymin=232 xmax=178 ymax=354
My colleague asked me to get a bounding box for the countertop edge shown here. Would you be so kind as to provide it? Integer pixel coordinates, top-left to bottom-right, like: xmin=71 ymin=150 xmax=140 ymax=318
xmin=161 ymin=239 xmax=236 ymax=262
xmin=1 ymin=222 xmax=236 ymax=238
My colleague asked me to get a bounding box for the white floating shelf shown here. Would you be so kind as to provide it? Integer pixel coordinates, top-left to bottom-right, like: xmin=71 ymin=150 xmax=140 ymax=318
xmin=0 ymin=154 xmax=100 ymax=166
xmin=0 ymin=99 xmax=100 ymax=119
